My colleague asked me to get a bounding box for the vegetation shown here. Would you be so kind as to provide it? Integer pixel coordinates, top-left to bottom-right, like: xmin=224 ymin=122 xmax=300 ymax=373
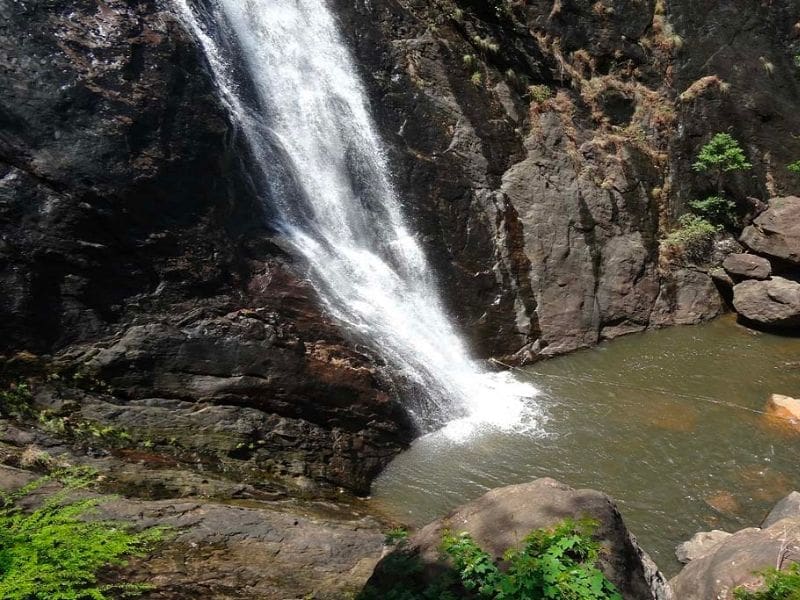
xmin=360 ymin=518 xmax=621 ymax=600
xmin=734 ymin=564 xmax=800 ymax=600
xmin=528 ymin=84 xmax=553 ymax=104
xmin=0 ymin=469 xmax=164 ymax=599
xmin=692 ymin=132 xmax=752 ymax=194
xmin=0 ymin=381 xmax=33 ymax=418
xmin=664 ymin=214 xmax=718 ymax=262
xmin=688 ymin=195 xmax=737 ymax=228
xmin=442 ymin=518 xmax=621 ymax=600
xmin=384 ymin=527 xmax=410 ymax=545
xmin=788 ymin=160 xmax=800 ymax=175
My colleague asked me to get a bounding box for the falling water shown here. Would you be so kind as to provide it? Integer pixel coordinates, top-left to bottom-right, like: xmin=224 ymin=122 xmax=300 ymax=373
xmin=173 ymin=0 xmax=540 ymax=439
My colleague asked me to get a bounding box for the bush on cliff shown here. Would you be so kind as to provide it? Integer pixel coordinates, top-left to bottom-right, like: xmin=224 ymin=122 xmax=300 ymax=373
xmin=734 ymin=563 xmax=800 ymax=600
xmin=0 ymin=469 xmax=164 ymax=600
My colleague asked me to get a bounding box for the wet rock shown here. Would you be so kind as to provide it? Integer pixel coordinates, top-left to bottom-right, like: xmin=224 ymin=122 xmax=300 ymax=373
xmin=723 ymin=254 xmax=772 ymax=281
xmin=764 ymin=394 xmax=800 ymax=432
xmin=670 ymin=517 xmax=800 ymax=600
xmin=733 ymin=277 xmax=800 ymax=329
xmin=740 ymin=197 xmax=800 ymax=266
xmin=675 ymin=530 xmax=732 ymax=564
xmin=761 ymin=491 xmax=800 ymax=528
xmin=364 ymin=478 xmax=672 ymax=600
xmin=649 ymin=269 xmax=725 ymax=328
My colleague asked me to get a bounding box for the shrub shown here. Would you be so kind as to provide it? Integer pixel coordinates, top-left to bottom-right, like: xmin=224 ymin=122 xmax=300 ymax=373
xmin=528 ymin=84 xmax=553 ymax=104
xmin=788 ymin=160 xmax=800 ymax=174
xmin=0 ymin=469 xmax=165 ymax=599
xmin=734 ymin=563 xmax=800 ymax=600
xmin=441 ymin=518 xmax=622 ymax=600
xmin=693 ymin=133 xmax=752 ymax=194
xmin=0 ymin=381 xmax=34 ymax=418
xmin=689 ymin=195 xmax=737 ymax=228
xmin=471 ymin=71 xmax=483 ymax=87
xmin=665 ymin=214 xmax=718 ymax=263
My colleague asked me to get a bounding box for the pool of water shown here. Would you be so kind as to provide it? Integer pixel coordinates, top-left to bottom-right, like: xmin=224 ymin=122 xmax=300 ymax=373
xmin=369 ymin=316 xmax=800 ymax=575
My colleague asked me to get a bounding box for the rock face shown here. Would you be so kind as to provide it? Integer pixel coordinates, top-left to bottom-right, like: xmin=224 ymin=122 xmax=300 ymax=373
xmin=741 ymin=197 xmax=800 ymax=266
xmin=364 ymin=478 xmax=672 ymax=600
xmin=0 ymin=0 xmax=412 ymax=494
xmin=762 ymin=491 xmax=800 ymax=528
xmin=675 ymin=530 xmax=732 ymax=564
xmin=723 ymin=254 xmax=772 ymax=281
xmin=732 ymin=277 xmax=800 ymax=329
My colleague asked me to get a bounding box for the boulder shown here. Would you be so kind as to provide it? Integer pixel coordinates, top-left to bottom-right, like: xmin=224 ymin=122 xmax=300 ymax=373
xmin=671 ymin=517 xmax=800 ymax=599
xmin=764 ymin=394 xmax=800 ymax=432
xmin=675 ymin=530 xmax=732 ymax=564
xmin=732 ymin=277 xmax=800 ymax=328
xmin=762 ymin=491 xmax=800 ymax=528
xmin=722 ymin=254 xmax=772 ymax=280
xmin=363 ymin=478 xmax=672 ymax=600
xmin=740 ymin=197 xmax=800 ymax=265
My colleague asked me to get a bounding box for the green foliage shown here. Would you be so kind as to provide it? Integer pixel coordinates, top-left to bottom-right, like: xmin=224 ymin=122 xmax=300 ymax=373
xmin=0 ymin=470 xmax=164 ymax=600
xmin=692 ymin=133 xmax=752 ymax=175
xmin=688 ymin=195 xmax=737 ymax=228
xmin=665 ymin=214 xmax=718 ymax=262
xmin=788 ymin=160 xmax=800 ymax=174
xmin=734 ymin=563 xmax=800 ymax=600
xmin=385 ymin=527 xmax=410 ymax=545
xmin=441 ymin=518 xmax=622 ymax=600
xmin=0 ymin=381 xmax=33 ymax=418
xmin=471 ymin=71 xmax=483 ymax=87
xmin=528 ymin=84 xmax=553 ymax=104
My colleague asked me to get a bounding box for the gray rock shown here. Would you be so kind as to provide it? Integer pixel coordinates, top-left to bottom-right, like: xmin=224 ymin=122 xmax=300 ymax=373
xmin=723 ymin=254 xmax=772 ymax=280
xmin=733 ymin=277 xmax=800 ymax=328
xmin=670 ymin=518 xmax=800 ymax=600
xmin=675 ymin=530 xmax=732 ymax=564
xmin=762 ymin=491 xmax=800 ymax=528
xmin=740 ymin=197 xmax=800 ymax=265
xmin=364 ymin=478 xmax=672 ymax=600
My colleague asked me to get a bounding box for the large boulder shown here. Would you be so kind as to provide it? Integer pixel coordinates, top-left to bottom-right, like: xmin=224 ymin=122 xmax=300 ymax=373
xmin=764 ymin=394 xmax=800 ymax=433
xmin=732 ymin=277 xmax=800 ymax=328
xmin=762 ymin=491 xmax=800 ymax=528
xmin=363 ymin=478 xmax=672 ymax=600
xmin=740 ymin=197 xmax=800 ymax=266
xmin=675 ymin=530 xmax=732 ymax=564
xmin=723 ymin=254 xmax=772 ymax=281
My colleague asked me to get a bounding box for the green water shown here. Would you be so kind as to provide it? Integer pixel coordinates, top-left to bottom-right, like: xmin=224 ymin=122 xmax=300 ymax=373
xmin=369 ymin=316 xmax=800 ymax=575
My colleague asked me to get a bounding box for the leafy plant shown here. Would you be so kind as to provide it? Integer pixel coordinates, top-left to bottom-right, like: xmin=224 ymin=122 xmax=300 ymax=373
xmin=0 ymin=469 xmax=164 ymax=599
xmin=385 ymin=527 xmax=410 ymax=545
xmin=0 ymin=381 xmax=34 ymax=418
xmin=734 ymin=563 xmax=800 ymax=600
xmin=528 ymin=84 xmax=553 ymax=104
xmin=688 ymin=195 xmax=737 ymax=228
xmin=664 ymin=214 xmax=718 ymax=263
xmin=788 ymin=160 xmax=800 ymax=174
xmin=441 ymin=518 xmax=622 ymax=600
xmin=692 ymin=132 xmax=752 ymax=194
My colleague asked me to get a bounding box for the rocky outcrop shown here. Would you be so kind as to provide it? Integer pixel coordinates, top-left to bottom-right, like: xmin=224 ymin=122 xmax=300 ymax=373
xmin=733 ymin=277 xmax=800 ymax=329
xmin=363 ymin=478 xmax=672 ymax=600
xmin=762 ymin=491 xmax=800 ymax=528
xmin=675 ymin=530 xmax=732 ymax=565
xmin=723 ymin=254 xmax=772 ymax=281
xmin=671 ymin=491 xmax=800 ymax=600
xmin=741 ymin=197 xmax=800 ymax=267
xmin=764 ymin=394 xmax=800 ymax=433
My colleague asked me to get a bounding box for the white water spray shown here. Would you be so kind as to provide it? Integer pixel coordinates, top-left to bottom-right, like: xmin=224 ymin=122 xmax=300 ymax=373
xmin=173 ymin=0 xmax=541 ymax=440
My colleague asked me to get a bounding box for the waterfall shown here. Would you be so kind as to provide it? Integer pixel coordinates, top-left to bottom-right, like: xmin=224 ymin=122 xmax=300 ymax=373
xmin=173 ymin=0 xmax=540 ymax=439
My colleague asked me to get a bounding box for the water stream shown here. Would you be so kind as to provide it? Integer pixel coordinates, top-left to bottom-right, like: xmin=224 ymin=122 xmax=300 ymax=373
xmin=172 ymin=0 xmax=539 ymax=436
xmin=371 ymin=316 xmax=800 ymax=575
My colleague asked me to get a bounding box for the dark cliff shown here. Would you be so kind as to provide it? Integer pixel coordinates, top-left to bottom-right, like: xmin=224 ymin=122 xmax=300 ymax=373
xmin=1 ymin=0 xmax=799 ymax=496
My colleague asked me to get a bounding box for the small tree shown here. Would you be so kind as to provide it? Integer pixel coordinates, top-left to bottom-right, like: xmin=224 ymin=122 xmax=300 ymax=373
xmin=692 ymin=132 xmax=752 ymax=194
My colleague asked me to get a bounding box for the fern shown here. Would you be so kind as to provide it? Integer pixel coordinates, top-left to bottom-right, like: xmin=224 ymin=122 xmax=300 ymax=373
xmin=0 ymin=470 xmax=164 ymax=599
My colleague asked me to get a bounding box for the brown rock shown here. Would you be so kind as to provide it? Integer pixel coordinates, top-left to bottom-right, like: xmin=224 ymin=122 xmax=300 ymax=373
xmin=733 ymin=277 xmax=800 ymax=328
xmin=723 ymin=254 xmax=772 ymax=280
xmin=765 ymin=394 xmax=800 ymax=432
xmin=761 ymin=491 xmax=800 ymax=528
xmin=740 ymin=197 xmax=800 ymax=265
xmin=675 ymin=530 xmax=732 ymax=564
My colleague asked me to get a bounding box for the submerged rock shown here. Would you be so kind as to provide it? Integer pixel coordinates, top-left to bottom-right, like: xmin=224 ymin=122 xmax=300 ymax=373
xmin=363 ymin=478 xmax=672 ymax=600
xmin=740 ymin=197 xmax=800 ymax=266
xmin=732 ymin=277 xmax=800 ymax=329
xmin=723 ymin=254 xmax=772 ymax=281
